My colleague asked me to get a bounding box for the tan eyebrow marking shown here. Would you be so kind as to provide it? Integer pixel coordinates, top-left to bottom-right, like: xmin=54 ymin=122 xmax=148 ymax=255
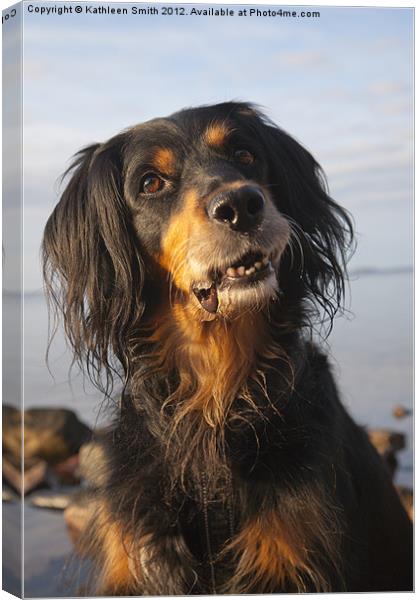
xmin=152 ymin=147 xmax=176 ymax=175
xmin=204 ymin=122 xmax=232 ymax=148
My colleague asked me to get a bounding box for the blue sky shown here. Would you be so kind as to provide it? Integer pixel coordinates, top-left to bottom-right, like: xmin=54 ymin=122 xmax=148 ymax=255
xmin=9 ymin=2 xmax=414 ymax=290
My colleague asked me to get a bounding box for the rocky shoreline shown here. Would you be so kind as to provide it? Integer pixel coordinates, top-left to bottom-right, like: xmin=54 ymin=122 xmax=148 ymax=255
xmin=3 ymin=404 xmax=413 ymax=571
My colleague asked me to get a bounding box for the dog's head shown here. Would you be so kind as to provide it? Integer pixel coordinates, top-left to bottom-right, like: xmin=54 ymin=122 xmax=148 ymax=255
xmin=43 ymin=102 xmax=353 ymax=378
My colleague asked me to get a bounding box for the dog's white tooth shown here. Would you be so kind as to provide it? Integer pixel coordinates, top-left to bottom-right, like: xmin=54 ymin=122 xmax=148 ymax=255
xmin=245 ymin=266 xmax=256 ymax=276
xmin=254 ymin=261 xmax=262 ymax=270
xmin=196 ymin=280 xmax=212 ymax=290
xmin=226 ymin=267 xmax=236 ymax=277
xmin=237 ymin=266 xmax=245 ymax=276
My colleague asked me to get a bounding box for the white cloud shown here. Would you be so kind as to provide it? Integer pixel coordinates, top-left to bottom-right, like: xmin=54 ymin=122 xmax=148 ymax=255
xmin=368 ymin=80 xmax=411 ymax=96
xmin=275 ymin=50 xmax=329 ymax=69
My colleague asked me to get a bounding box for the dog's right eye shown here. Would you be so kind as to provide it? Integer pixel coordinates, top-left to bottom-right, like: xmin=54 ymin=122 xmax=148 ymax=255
xmin=233 ymin=149 xmax=255 ymax=166
xmin=140 ymin=173 xmax=165 ymax=194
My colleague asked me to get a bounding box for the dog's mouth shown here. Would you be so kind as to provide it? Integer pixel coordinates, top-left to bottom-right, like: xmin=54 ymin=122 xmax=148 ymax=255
xmin=192 ymin=249 xmax=278 ymax=314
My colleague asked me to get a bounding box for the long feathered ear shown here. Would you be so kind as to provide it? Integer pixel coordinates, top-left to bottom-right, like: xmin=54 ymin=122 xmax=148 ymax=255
xmin=260 ymin=119 xmax=355 ymax=331
xmin=42 ymin=136 xmax=145 ymax=392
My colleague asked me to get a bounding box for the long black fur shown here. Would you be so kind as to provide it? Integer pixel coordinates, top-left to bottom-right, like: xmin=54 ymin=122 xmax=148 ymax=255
xmin=43 ymin=102 xmax=413 ymax=594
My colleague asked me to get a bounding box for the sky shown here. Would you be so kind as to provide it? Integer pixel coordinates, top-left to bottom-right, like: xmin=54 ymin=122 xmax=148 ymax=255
xmin=3 ymin=2 xmax=414 ymax=290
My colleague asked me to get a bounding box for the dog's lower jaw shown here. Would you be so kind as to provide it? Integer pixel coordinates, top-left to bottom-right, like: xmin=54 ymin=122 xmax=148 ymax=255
xmin=216 ymin=270 xmax=279 ymax=318
xmin=190 ymin=270 xmax=280 ymax=321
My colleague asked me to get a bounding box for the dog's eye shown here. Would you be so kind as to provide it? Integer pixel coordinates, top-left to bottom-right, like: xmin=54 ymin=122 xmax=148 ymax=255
xmin=140 ymin=173 xmax=165 ymax=194
xmin=234 ymin=149 xmax=255 ymax=165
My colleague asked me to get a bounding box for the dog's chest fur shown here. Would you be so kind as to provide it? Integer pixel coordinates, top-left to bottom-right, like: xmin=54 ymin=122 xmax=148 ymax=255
xmin=42 ymin=102 xmax=412 ymax=594
xmin=102 ymin=338 xmax=349 ymax=594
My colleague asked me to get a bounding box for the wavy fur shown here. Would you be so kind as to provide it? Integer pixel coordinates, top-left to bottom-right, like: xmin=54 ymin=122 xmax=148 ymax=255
xmin=43 ymin=102 xmax=412 ymax=594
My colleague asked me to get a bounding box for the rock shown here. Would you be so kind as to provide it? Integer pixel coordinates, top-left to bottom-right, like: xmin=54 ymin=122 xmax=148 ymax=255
xmin=368 ymin=429 xmax=406 ymax=479
xmin=78 ymin=437 xmax=109 ymax=488
xmin=396 ymin=486 xmax=413 ymax=521
xmin=23 ymin=408 xmax=92 ymax=465
xmin=3 ymin=405 xmax=22 ymax=467
xmin=30 ymin=492 xmax=74 ymax=510
xmin=393 ymin=405 xmax=412 ymax=419
xmin=4 ymin=405 xmax=92 ymax=469
xmin=64 ymin=489 xmax=99 ymax=548
xmin=52 ymin=454 xmax=80 ymax=485
xmin=3 ymin=407 xmax=93 ymax=492
xmin=368 ymin=429 xmax=406 ymax=455
xmin=3 ymin=457 xmax=22 ymax=493
xmin=3 ymin=456 xmax=49 ymax=495
xmin=2 ymin=487 xmax=17 ymax=503
xmin=24 ymin=461 xmax=50 ymax=494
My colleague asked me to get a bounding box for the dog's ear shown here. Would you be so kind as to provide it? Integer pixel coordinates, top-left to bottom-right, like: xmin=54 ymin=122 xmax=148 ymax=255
xmin=42 ymin=136 xmax=145 ymax=389
xmin=260 ymin=120 xmax=354 ymax=329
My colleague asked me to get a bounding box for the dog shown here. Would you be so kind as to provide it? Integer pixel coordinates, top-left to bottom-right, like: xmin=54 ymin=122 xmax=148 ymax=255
xmin=42 ymin=102 xmax=413 ymax=594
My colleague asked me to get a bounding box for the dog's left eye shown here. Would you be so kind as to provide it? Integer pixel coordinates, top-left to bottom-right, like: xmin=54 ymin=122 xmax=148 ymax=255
xmin=140 ymin=173 xmax=165 ymax=194
xmin=233 ymin=149 xmax=255 ymax=165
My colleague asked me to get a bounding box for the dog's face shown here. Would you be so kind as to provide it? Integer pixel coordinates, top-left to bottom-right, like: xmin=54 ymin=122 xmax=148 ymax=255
xmin=43 ymin=102 xmax=353 ymax=373
xmin=123 ymin=105 xmax=290 ymax=319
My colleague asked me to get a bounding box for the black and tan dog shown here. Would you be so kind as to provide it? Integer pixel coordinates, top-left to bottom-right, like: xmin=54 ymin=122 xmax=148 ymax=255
xmin=43 ymin=102 xmax=412 ymax=594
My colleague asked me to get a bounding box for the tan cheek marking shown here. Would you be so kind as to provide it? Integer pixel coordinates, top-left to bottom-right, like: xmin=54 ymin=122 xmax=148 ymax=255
xmin=158 ymin=191 xmax=206 ymax=293
xmin=204 ymin=122 xmax=230 ymax=148
xmin=152 ymin=147 xmax=176 ymax=175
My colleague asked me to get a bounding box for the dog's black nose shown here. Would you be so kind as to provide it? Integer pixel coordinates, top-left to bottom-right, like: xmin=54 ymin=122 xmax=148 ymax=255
xmin=208 ymin=186 xmax=265 ymax=232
